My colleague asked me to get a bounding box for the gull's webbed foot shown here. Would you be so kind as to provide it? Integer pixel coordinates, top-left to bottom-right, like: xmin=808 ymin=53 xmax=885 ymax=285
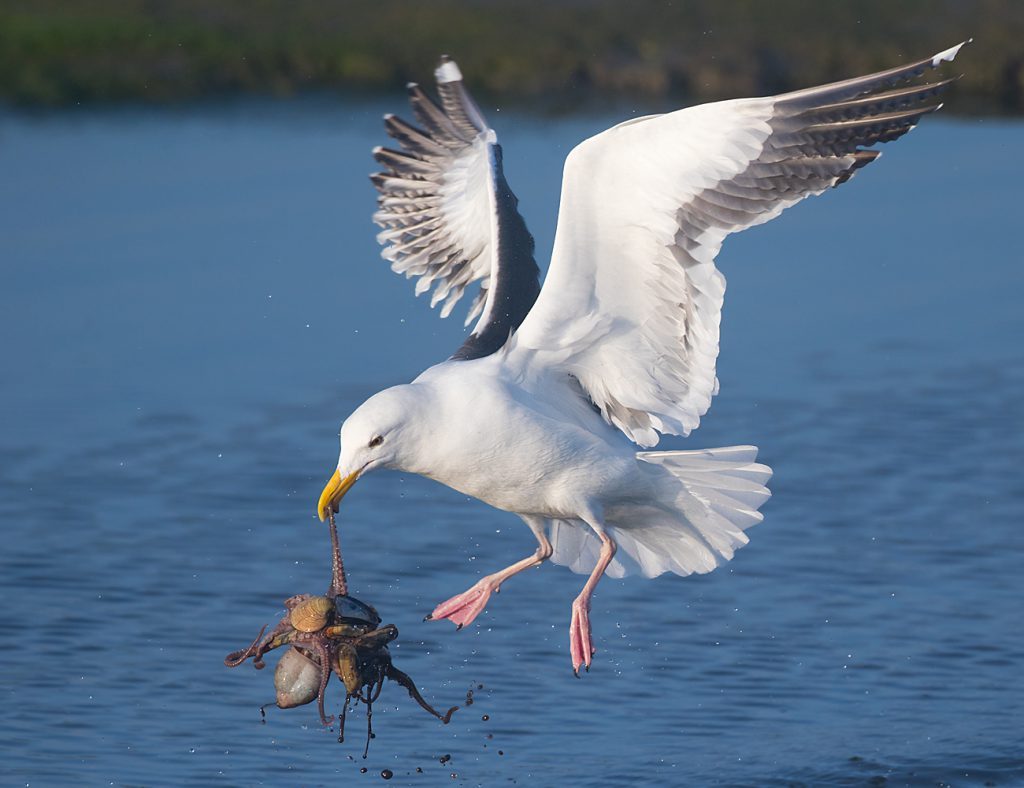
xmin=425 ymin=577 xmax=499 ymax=629
xmin=569 ymin=597 xmax=596 ymax=676
xmin=568 ymin=527 xmax=615 ymax=675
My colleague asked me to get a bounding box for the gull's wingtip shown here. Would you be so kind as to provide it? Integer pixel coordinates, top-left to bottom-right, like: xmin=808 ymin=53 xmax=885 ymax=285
xmin=435 ymin=56 xmax=463 ymax=84
xmin=932 ymin=39 xmax=972 ymax=67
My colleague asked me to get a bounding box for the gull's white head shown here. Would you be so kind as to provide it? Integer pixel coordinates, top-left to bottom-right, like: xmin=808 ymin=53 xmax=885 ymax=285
xmin=316 ymin=385 xmax=425 ymax=520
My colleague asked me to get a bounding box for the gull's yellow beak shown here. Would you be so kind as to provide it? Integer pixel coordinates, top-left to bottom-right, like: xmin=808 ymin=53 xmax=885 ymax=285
xmin=317 ymin=469 xmax=360 ymax=521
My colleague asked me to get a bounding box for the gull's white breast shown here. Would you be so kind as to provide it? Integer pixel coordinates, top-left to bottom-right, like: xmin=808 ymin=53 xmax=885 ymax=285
xmin=410 ymin=359 xmax=648 ymax=517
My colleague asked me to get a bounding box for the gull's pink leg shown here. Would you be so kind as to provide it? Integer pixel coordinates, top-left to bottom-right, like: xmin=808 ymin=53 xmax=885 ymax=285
xmin=569 ymin=530 xmax=617 ymax=676
xmin=428 ymin=518 xmax=552 ymax=629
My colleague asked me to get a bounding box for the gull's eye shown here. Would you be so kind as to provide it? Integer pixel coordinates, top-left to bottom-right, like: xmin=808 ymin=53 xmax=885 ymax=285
xmin=368 ymin=435 xmax=384 ymax=449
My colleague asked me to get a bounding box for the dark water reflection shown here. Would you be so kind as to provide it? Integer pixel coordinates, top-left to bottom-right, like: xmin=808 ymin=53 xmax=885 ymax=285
xmin=1 ymin=102 xmax=1022 ymax=786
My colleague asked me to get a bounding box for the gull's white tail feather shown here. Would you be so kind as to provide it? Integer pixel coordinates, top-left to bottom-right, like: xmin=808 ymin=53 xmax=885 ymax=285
xmin=547 ymin=446 xmax=772 ymax=579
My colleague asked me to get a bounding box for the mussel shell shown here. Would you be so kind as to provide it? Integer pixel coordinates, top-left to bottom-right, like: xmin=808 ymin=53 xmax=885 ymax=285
xmin=289 ymin=595 xmax=334 ymax=633
xmin=358 ymin=624 xmax=399 ymax=650
xmin=274 ymin=647 xmax=322 ymax=709
xmin=334 ymin=643 xmax=362 ymax=695
xmin=333 ymin=594 xmax=382 ymax=627
xmin=323 ymin=621 xmax=368 ymax=639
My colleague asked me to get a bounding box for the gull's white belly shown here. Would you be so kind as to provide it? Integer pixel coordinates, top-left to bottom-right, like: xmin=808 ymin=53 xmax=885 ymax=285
xmin=414 ymin=369 xmax=645 ymax=518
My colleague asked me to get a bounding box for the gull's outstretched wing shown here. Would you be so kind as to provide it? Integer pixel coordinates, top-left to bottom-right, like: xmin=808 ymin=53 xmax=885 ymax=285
xmin=509 ymin=42 xmax=967 ymax=446
xmin=372 ymin=57 xmax=541 ymax=361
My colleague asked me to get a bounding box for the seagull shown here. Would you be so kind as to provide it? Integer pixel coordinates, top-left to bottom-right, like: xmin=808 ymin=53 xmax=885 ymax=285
xmin=318 ymin=42 xmax=967 ymax=674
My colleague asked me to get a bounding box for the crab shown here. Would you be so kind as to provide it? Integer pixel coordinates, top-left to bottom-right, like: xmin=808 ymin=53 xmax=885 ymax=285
xmin=225 ymin=510 xmax=458 ymax=748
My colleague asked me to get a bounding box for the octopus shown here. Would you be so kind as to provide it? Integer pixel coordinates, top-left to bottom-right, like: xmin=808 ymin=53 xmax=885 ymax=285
xmin=225 ymin=510 xmax=458 ymax=749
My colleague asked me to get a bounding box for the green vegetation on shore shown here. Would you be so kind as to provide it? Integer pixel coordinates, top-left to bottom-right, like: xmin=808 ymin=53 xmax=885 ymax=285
xmin=1 ymin=0 xmax=1021 ymax=113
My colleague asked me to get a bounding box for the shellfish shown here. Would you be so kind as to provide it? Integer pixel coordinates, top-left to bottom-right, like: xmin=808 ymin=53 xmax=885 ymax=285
xmin=274 ymin=646 xmax=322 ymax=709
xmin=289 ymin=595 xmax=334 ymax=633
xmin=225 ymin=510 xmax=459 ymax=749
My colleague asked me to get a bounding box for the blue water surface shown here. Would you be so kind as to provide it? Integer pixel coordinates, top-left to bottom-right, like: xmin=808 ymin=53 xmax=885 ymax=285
xmin=1 ymin=97 xmax=1022 ymax=787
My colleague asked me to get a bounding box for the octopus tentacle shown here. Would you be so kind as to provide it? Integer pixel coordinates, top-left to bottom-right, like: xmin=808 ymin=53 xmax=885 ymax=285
xmin=368 ymin=675 xmax=385 ymax=704
xmin=224 ymin=625 xmax=267 ymax=667
xmin=338 ymin=693 xmax=350 ymax=743
xmin=313 ymin=640 xmax=334 ymax=726
xmin=253 ymin=626 xmax=297 ymax=669
xmin=283 ymin=593 xmax=313 ymax=610
xmin=386 ymin=664 xmax=459 ymax=723
xmin=363 ymin=699 xmax=373 ymax=760
xmin=327 ymin=509 xmax=348 ymax=597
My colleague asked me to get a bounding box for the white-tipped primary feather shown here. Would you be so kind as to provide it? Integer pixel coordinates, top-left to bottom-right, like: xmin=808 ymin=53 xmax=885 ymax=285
xmin=435 ymin=57 xmax=464 ymax=84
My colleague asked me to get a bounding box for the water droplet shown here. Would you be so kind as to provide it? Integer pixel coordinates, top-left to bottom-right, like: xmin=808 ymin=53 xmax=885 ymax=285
xmin=381 ymin=769 xmax=393 ymax=780
xmin=360 ymin=767 xmax=368 ymax=773
xmin=482 ymin=714 xmax=489 ymax=721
